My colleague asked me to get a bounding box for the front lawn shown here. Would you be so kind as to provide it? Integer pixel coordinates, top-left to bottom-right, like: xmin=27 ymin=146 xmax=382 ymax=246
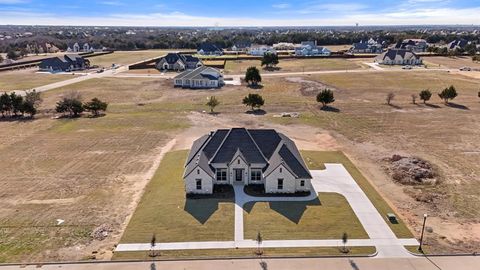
xmin=243 ymin=193 xmax=369 ymax=240
xmin=119 ymin=150 xmax=235 ymax=243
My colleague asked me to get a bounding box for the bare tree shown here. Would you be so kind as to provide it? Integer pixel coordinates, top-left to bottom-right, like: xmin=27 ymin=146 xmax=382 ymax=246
xmin=341 ymin=232 xmax=349 ymax=253
xmin=255 ymin=231 xmax=263 ymax=255
xmin=149 ymin=233 xmax=157 ymax=257
xmin=411 ymin=94 xmax=418 ymax=104
xmin=386 ymin=92 xmax=395 ymax=105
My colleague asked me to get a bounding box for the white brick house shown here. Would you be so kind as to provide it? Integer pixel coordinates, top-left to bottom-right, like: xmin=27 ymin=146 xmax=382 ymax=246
xmin=183 ymin=128 xmax=313 ymax=195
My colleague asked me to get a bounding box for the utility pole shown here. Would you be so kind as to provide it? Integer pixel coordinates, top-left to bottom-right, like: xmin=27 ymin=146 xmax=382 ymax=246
xmin=418 ymin=214 xmax=428 ymax=253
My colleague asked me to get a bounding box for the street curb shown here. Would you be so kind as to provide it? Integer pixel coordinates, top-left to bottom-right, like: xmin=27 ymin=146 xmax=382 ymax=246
xmin=0 ymin=249 xmax=378 ymax=267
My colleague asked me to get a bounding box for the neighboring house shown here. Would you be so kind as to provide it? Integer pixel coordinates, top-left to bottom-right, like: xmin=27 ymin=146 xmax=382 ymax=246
xmin=156 ymin=53 xmax=203 ymax=71
xmin=350 ymin=38 xmax=385 ymax=54
xmin=39 ymin=54 xmax=89 ymax=72
xmin=231 ymin=41 xmax=252 ymax=52
xmin=67 ymin=42 xmax=94 ymax=53
xmin=197 ymin=43 xmax=223 ymax=56
xmin=375 ymin=49 xmax=423 ymax=65
xmin=45 ymin=43 xmax=60 ymax=53
xmin=447 ymin=39 xmax=469 ymax=51
xmin=273 ymin=42 xmax=296 ymax=50
xmin=174 ymin=66 xmax=224 ymax=89
xmin=184 ymin=128 xmax=312 ymax=195
xmin=248 ymin=45 xmax=277 ymax=56
xmin=295 ymin=41 xmax=331 ymax=56
xmin=394 ymin=39 xmax=428 ymax=52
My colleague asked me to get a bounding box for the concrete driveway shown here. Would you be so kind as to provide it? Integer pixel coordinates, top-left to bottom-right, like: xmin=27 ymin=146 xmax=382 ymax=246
xmin=311 ymin=165 xmax=417 ymax=257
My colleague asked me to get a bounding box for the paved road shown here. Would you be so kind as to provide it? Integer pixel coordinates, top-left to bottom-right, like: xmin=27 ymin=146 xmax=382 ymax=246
xmin=1 ymin=256 xmax=479 ymax=270
xmin=12 ymin=66 xmax=128 ymax=95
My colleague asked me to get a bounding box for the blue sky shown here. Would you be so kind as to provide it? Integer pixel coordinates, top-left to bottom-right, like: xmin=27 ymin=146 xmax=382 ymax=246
xmin=0 ymin=0 xmax=480 ymax=26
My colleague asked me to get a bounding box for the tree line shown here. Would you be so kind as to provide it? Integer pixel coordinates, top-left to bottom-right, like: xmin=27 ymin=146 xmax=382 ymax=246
xmin=55 ymin=91 xmax=108 ymax=118
xmin=0 ymin=90 xmax=41 ymax=118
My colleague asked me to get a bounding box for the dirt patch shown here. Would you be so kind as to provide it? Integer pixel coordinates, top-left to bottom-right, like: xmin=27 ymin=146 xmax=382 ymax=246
xmin=91 ymin=224 xmax=113 ymax=241
xmin=286 ymin=77 xmax=339 ymax=97
xmin=172 ymin=111 xmax=339 ymax=152
xmin=384 ymin=154 xmax=438 ymax=185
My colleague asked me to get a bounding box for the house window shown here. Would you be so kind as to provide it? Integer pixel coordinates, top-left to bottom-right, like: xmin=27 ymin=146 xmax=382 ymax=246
xmin=196 ymin=179 xmax=202 ymax=190
xmin=237 ymin=159 xmax=240 ymax=165
xmin=279 ymin=167 xmax=283 ymax=173
xmin=251 ymin=169 xmax=262 ymax=181
xmin=197 ymin=169 xmax=200 ymax=175
xmin=216 ymin=169 xmax=227 ymax=181
xmin=300 ymin=180 xmax=305 ymax=187
xmin=278 ymin=179 xmax=284 ymax=190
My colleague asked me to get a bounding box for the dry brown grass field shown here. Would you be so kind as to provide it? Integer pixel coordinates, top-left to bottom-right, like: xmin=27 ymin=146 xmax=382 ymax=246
xmin=87 ymin=50 xmax=194 ymax=67
xmin=424 ymin=56 xmax=480 ymax=69
xmin=0 ymin=69 xmax=80 ymax=91
xmin=224 ymin=58 xmax=364 ymax=74
xmin=1 ymin=63 xmax=480 ymax=262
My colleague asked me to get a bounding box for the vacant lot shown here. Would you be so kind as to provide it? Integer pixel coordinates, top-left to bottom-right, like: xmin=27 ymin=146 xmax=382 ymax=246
xmin=244 ymin=193 xmax=369 ymax=240
xmin=268 ymin=71 xmax=480 ymax=253
xmin=224 ymin=58 xmax=364 ymax=74
xmin=88 ymin=50 xmax=194 ymax=67
xmin=0 ymin=69 xmax=80 ymax=91
xmin=119 ymin=150 xmax=234 ymax=244
xmin=0 ymin=78 xmax=190 ymax=263
xmin=424 ymin=56 xmax=480 ymax=69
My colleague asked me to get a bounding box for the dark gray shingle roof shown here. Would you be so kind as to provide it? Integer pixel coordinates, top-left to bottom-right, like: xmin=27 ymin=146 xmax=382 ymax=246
xmin=184 ymin=128 xmax=312 ymax=181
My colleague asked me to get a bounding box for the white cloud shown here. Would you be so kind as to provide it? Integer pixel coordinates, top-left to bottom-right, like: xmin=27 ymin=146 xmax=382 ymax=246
xmin=99 ymin=1 xmax=125 ymax=6
xmin=0 ymin=0 xmax=29 ymax=3
xmin=272 ymin=3 xmax=291 ymax=9
xmin=0 ymin=7 xmax=480 ymax=26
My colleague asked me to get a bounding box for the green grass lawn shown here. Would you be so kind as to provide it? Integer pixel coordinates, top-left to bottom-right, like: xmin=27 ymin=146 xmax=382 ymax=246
xmin=404 ymin=245 xmax=428 ymax=255
xmin=119 ymin=150 xmax=235 ymax=243
xmin=300 ymin=151 xmax=414 ymax=238
xmin=244 ymin=193 xmax=368 ymax=240
xmin=112 ymin=246 xmax=376 ymax=260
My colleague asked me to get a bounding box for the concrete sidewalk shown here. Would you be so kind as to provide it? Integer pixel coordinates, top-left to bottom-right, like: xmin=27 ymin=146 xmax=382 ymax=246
xmin=116 ymin=238 xmax=418 ymax=252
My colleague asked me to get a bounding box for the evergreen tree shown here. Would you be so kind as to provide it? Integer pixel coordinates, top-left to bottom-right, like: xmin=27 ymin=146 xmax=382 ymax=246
xmin=316 ymin=89 xmax=335 ymax=108
xmin=83 ymin=97 xmax=108 ymax=116
xmin=245 ymin=66 xmax=262 ymax=86
xmin=242 ymin=93 xmax=265 ymax=111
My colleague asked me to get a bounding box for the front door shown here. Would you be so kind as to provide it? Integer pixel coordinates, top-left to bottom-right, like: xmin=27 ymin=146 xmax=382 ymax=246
xmin=235 ymin=169 xmax=244 ymax=183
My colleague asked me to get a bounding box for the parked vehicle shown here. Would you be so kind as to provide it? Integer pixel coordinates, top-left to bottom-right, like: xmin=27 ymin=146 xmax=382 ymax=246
xmin=459 ymin=66 xmax=472 ymax=71
xmin=402 ymin=65 xmax=412 ymax=70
